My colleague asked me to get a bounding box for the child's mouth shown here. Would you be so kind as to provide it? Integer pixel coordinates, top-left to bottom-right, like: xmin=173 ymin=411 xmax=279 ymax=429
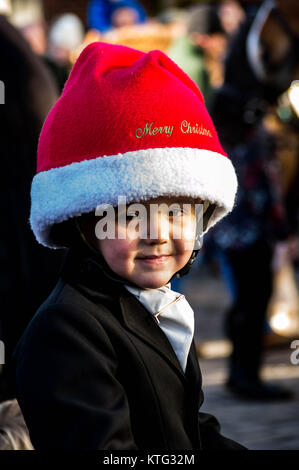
xmin=136 ymin=255 xmax=171 ymax=265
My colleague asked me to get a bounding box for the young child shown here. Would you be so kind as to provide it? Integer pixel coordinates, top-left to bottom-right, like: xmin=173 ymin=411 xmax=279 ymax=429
xmin=13 ymin=42 xmax=244 ymax=450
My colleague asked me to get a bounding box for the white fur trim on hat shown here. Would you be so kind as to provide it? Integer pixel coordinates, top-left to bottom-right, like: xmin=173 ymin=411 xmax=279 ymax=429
xmin=30 ymin=147 xmax=238 ymax=248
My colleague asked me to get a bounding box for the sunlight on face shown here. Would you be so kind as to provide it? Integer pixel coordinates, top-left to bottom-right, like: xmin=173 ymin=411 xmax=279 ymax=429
xmin=80 ymin=196 xmax=200 ymax=288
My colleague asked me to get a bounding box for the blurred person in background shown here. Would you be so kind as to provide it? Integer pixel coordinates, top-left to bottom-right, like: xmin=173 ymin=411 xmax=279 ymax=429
xmin=47 ymin=13 xmax=85 ymax=70
xmin=0 ymin=0 xmax=64 ymax=401
xmin=207 ymin=0 xmax=299 ymax=400
xmin=218 ymin=0 xmax=245 ymax=39
xmin=10 ymin=0 xmax=46 ymax=56
xmin=87 ymin=0 xmax=147 ymax=33
xmin=46 ymin=13 xmax=85 ymax=89
xmin=167 ymin=3 xmax=227 ymax=110
xmin=10 ymin=2 xmax=83 ymax=93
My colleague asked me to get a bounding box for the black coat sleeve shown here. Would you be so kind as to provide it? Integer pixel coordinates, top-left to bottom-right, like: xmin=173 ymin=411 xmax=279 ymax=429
xmin=14 ymin=303 xmax=138 ymax=450
xmin=198 ymin=390 xmax=247 ymax=450
xmin=198 ymin=412 xmax=247 ymax=450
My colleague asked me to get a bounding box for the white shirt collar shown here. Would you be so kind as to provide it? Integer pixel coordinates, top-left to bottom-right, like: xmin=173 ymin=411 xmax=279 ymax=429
xmin=124 ymin=283 xmax=194 ymax=372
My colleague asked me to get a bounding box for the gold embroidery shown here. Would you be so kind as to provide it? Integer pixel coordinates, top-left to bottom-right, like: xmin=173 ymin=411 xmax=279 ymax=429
xmin=180 ymin=120 xmax=212 ymax=137
xmin=134 ymin=120 xmax=213 ymax=138
xmin=135 ymin=121 xmax=174 ymax=138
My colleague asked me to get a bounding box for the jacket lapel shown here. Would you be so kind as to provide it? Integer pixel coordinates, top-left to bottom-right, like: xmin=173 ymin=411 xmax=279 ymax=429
xmin=120 ymin=290 xmax=189 ymax=382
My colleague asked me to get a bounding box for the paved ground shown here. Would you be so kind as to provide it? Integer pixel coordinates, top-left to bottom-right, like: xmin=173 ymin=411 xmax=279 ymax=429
xmin=199 ymin=348 xmax=299 ymax=450
xmin=173 ymin=256 xmax=299 ymax=450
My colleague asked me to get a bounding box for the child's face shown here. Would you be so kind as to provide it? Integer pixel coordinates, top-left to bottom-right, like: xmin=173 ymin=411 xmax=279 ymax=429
xmin=80 ymin=196 xmax=200 ymax=289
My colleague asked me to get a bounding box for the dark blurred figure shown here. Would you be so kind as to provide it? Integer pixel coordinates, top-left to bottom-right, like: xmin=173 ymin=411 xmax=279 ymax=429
xmin=0 ymin=13 xmax=64 ymax=401
xmin=87 ymin=0 xmax=147 ymax=33
xmin=168 ymin=3 xmax=226 ymax=109
xmin=218 ymin=0 xmax=245 ymax=39
xmin=11 ymin=7 xmax=72 ymax=93
xmin=208 ymin=0 xmax=299 ymax=400
xmin=47 ymin=14 xmax=85 ymax=76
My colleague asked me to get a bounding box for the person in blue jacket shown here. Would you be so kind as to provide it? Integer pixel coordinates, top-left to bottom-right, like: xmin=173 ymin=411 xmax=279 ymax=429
xmin=87 ymin=0 xmax=147 ymax=33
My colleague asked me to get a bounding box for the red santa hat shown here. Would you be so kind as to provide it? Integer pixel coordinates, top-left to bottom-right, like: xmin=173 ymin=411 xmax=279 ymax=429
xmin=30 ymin=41 xmax=237 ymax=248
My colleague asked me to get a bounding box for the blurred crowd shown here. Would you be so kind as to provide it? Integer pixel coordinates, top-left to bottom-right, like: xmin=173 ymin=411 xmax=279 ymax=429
xmin=0 ymin=0 xmax=298 ymax=449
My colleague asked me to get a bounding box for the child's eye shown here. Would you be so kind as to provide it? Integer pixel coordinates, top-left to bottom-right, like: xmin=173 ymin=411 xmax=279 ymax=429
xmin=168 ymin=208 xmax=186 ymax=217
xmin=126 ymin=211 xmax=141 ymax=220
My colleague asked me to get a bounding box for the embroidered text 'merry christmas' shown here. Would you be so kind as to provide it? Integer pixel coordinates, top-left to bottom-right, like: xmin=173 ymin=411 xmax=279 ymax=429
xmin=134 ymin=121 xmax=213 ymax=139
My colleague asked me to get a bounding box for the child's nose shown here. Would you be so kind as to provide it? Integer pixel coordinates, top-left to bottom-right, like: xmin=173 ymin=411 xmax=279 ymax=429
xmin=146 ymin=210 xmax=170 ymax=243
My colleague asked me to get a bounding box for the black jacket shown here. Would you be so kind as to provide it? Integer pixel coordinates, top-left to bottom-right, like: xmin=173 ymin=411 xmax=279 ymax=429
xmin=13 ymin=240 xmax=246 ymax=450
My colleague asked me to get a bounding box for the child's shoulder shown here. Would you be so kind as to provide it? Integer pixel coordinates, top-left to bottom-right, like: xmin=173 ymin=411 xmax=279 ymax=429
xmin=15 ymin=277 xmax=121 ymax=361
xmin=26 ymin=279 xmax=94 ymax=330
xmin=13 ymin=278 xmax=123 ymax=387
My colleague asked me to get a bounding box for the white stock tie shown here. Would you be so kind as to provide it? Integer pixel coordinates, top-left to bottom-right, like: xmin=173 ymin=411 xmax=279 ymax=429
xmin=124 ymin=283 xmax=195 ymax=372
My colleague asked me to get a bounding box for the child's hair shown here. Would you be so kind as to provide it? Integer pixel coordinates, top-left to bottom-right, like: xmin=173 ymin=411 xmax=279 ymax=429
xmin=50 ymin=218 xmax=78 ymax=248
xmin=0 ymin=399 xmax=34 ymax=450
xmin=50 ymin=213 xmax=100 ymax=249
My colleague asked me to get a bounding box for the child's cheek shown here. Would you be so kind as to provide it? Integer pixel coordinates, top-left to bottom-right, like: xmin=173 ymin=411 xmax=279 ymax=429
xmin=111 ymin=238 xmax=135 ymax=264
xmin=116 ymin=222 xmax=136 ymax=241
xmin=177 ymin=217 xmax=196 ymax=252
